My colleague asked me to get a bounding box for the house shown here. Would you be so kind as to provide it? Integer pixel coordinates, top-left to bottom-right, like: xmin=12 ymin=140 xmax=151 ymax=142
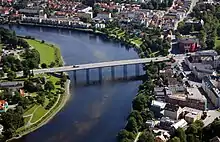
xmin=164 ymin=103 xmax=183 ymax=120
xmin=0 ymin=100 xmax=8 ymax=112
xmin=145 ymin=120 xmax=156 ymax=128
xmin=0 ymin=81 xmax=24 ymax=89
xmin=151 ymin=100 xmax=166 ymax=118
xmin=159 ymin=117 xmax=175 ymax=130
xmin=183 ymin=107 xmax=203 ymax=123
xmin=96 ymin=12 xmax=112 ymax=20
xmin=178 ymin=38 xmax=198 ymax=53
xmin=170 ymin=119 xmax=188 ymax=133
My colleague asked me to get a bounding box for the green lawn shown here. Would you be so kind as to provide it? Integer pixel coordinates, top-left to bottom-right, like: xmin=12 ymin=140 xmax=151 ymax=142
xmin=25 ymin=39 xmax=56 ymax=65
xmin=30 ymin=106 xmax=48 ymax=123
xmin=23 ymin=105 xmax=38 ymax=116
xmin=215 ymin=37 xmax=220 ymax=47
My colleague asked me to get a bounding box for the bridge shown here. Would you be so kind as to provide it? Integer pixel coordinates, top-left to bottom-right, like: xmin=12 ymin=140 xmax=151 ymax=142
xmin=17 ymin=56 xmax=170 ymax=82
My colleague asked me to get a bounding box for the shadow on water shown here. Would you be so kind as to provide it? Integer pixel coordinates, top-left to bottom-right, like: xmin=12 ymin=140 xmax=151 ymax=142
xmin=72 ymin=75 xmax=145 ymax=87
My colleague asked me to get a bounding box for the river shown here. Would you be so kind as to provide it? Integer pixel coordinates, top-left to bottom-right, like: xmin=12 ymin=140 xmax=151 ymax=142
xmin=4 ymin=25 xmax=143 ymax=142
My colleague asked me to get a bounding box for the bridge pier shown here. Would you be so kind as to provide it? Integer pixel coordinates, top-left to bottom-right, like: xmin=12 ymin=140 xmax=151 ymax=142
xmin=135 ymin=64 xmax=140 ymax=76
xmin=86 ymin=69 xmax=90 ymax=84
xmin=111 ymin=66 xmax=115 ymax=80
xmin=98 ymin=68 xmax=102 ymax=82
xmin=123 ymin=65 xmax=127 ymax=79
xmin=73 ymin=70 xmax=77 ymax=83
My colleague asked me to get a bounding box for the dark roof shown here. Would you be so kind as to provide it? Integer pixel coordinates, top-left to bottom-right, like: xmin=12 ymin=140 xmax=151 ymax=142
xmin=179 ymin=38 xmax=197 ymax=44
xmin=0 ymin=81 xmax=24 ymax=88
xmin=19 ymin=9 xmax=39 ymax=14
xmin=193 ymin=63 xmax=214 ymax=74
xmin=203 ymin=76 xmax=220 ymax=98
xmin=164 ymin=103 xmax=180 ymax=112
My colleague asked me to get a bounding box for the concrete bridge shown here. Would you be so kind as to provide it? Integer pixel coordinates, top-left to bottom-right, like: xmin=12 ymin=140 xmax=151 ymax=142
xmin=17 ymin=56 xmax=170 ymax=82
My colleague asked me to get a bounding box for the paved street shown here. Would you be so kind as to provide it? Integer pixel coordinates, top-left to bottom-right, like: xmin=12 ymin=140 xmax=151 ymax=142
xmin=203 ymin=110 xmax=220 ymax=127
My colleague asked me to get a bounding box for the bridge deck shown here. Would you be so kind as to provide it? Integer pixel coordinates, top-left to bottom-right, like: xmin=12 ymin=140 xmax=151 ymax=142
xmin=32 ymin=57 xmax=170 ymax=74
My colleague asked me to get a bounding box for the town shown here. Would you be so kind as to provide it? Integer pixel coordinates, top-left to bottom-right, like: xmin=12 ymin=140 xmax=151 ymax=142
xmin=0 ymin=0 xmax=220 ymax=142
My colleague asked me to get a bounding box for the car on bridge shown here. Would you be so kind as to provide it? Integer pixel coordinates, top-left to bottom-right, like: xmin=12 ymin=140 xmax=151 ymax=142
xmin=73 ymin=65 xmax=79 ymax=68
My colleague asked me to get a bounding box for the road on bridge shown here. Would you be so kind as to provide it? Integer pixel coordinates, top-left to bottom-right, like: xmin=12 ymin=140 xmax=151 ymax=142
xmin=12 ymin=56 xmax=170 ymax=77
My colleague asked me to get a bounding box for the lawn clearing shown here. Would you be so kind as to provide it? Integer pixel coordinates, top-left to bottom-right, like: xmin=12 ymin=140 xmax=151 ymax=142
xmin=215 ymin=37 xmax=220 ymax=47
xmin=25 ymin=39 xmax=56 ymax=65
xmin=24 ymin=105 xmax=38 ymax=116
xmin=30 ymin=106 xmax=48 ymax=123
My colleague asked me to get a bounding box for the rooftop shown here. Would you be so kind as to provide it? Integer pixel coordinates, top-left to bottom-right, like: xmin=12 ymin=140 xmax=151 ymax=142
xmin=151 ymin=100 xmax=166 ymax=109
xmin=164 ymin=103 xmax=180 ymax=112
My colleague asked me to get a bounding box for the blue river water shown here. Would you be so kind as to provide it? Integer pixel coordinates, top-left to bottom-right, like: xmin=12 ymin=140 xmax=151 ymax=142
xmin=5 ymin=25 xmax=143 ymax=142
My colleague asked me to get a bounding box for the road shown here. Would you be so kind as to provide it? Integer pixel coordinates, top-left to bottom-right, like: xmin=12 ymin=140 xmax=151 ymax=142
xmin=13 ymin=56 xmax=170 ymax=77
xmin=203 ymin=110 xmax=220 ymax=127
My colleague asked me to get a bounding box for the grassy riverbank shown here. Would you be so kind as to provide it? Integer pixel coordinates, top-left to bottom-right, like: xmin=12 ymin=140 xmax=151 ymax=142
xmin=8 ymin=39 xmax=70 ymax=141
xmin=25 ymin=39 xmax=63 ymax=66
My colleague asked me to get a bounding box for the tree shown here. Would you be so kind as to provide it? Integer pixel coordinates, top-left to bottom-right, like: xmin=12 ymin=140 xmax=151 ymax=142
xmin=117 ymin=129 xmax=135 ymax=142
xmin=44 ymin=81 xmax=55 ymax=92
xmin=49 ymin=62 xmax=56 ymax=68
xmin=16 ymin=106 xmax=24 ymax=114
xmin=128 ymin=110 xmax=143 ymax=127
xmin=175 ymin=128 xmax=186 ymax=142
xmin=125 ymin=117 xmax=138 ymax=132
xmin=170 ymin=137 xmax=181 ymax=142
xmin=0 ymin=70 xmax=4 ymax=78
xmin=138 ymin=130 xmax=154 ymax=142
xmin=36 ymin=95 xmax=45 ymax=106
xmin=7 ymin=71 xmax=16 ymax=81
xmin=41 ymin=63 xmax=47 ymax=68
xmin=23 ymin=67 xmax=30 ymax=78
xmin=132 ymin=94 xmax=147 ymax=111
xmin=186 ymin=134 xmax=195 ymax=142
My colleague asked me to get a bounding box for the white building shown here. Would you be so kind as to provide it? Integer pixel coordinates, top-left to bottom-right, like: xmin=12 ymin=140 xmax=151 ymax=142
xmin=164 ymin=103 xmax=183 ymax=120
xmin=183 ymin=107 xmax=203 ymax=123
xmin=171 ymin=119 xmax=188 ymax=130
xmin=96 ymin=12 xmax=112 ymax=20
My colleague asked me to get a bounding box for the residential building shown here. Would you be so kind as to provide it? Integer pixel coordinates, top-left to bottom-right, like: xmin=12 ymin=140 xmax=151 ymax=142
xmin=183 ymin=107 xmax=203 ymax=123
xmin=0 ymin=100 xmax=8 ymax=112
xmin=170 ymin=119 xmax=188 ymax=133
xmin=178 ymin=38 xmax=198 ymax=53
xmin=96 ymin=12 xmax=112 ymax=20
xmin=145 ymin=120 xmax=156 ymax=128
xmin=159 ymin=117 xmax=175 ymax=130
xmin=0 ymin=81 xmax=24 ymax=89
xmin=164 ymin=103 xmax=183 ymax=120
xmin=165 ymin=86 xmax=207 ymax=110
xmin=151 ymin=100 xmax=166 ymax=118
xmin=202 ymin=76 xmax=220 ymax=108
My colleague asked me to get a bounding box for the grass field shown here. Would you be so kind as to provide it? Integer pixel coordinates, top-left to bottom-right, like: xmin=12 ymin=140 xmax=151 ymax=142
xmin=30 ymin=106 xmax=48 ymax=123
xmin=215 ymin=37 xmax=220 ymax=47
xmin=25 ymin=39 xmax=60 ymax=65
xmin=23 ymin=105 xmax=38 ymax=116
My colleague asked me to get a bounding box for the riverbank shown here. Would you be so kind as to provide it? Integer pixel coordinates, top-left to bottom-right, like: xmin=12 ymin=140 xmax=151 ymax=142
xmin=7 ymin=39 xmax=71 ymax=141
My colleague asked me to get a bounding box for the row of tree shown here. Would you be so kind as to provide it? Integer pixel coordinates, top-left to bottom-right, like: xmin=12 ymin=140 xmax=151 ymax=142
xmin=117 ymin=62 xmax=165 ymax=142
